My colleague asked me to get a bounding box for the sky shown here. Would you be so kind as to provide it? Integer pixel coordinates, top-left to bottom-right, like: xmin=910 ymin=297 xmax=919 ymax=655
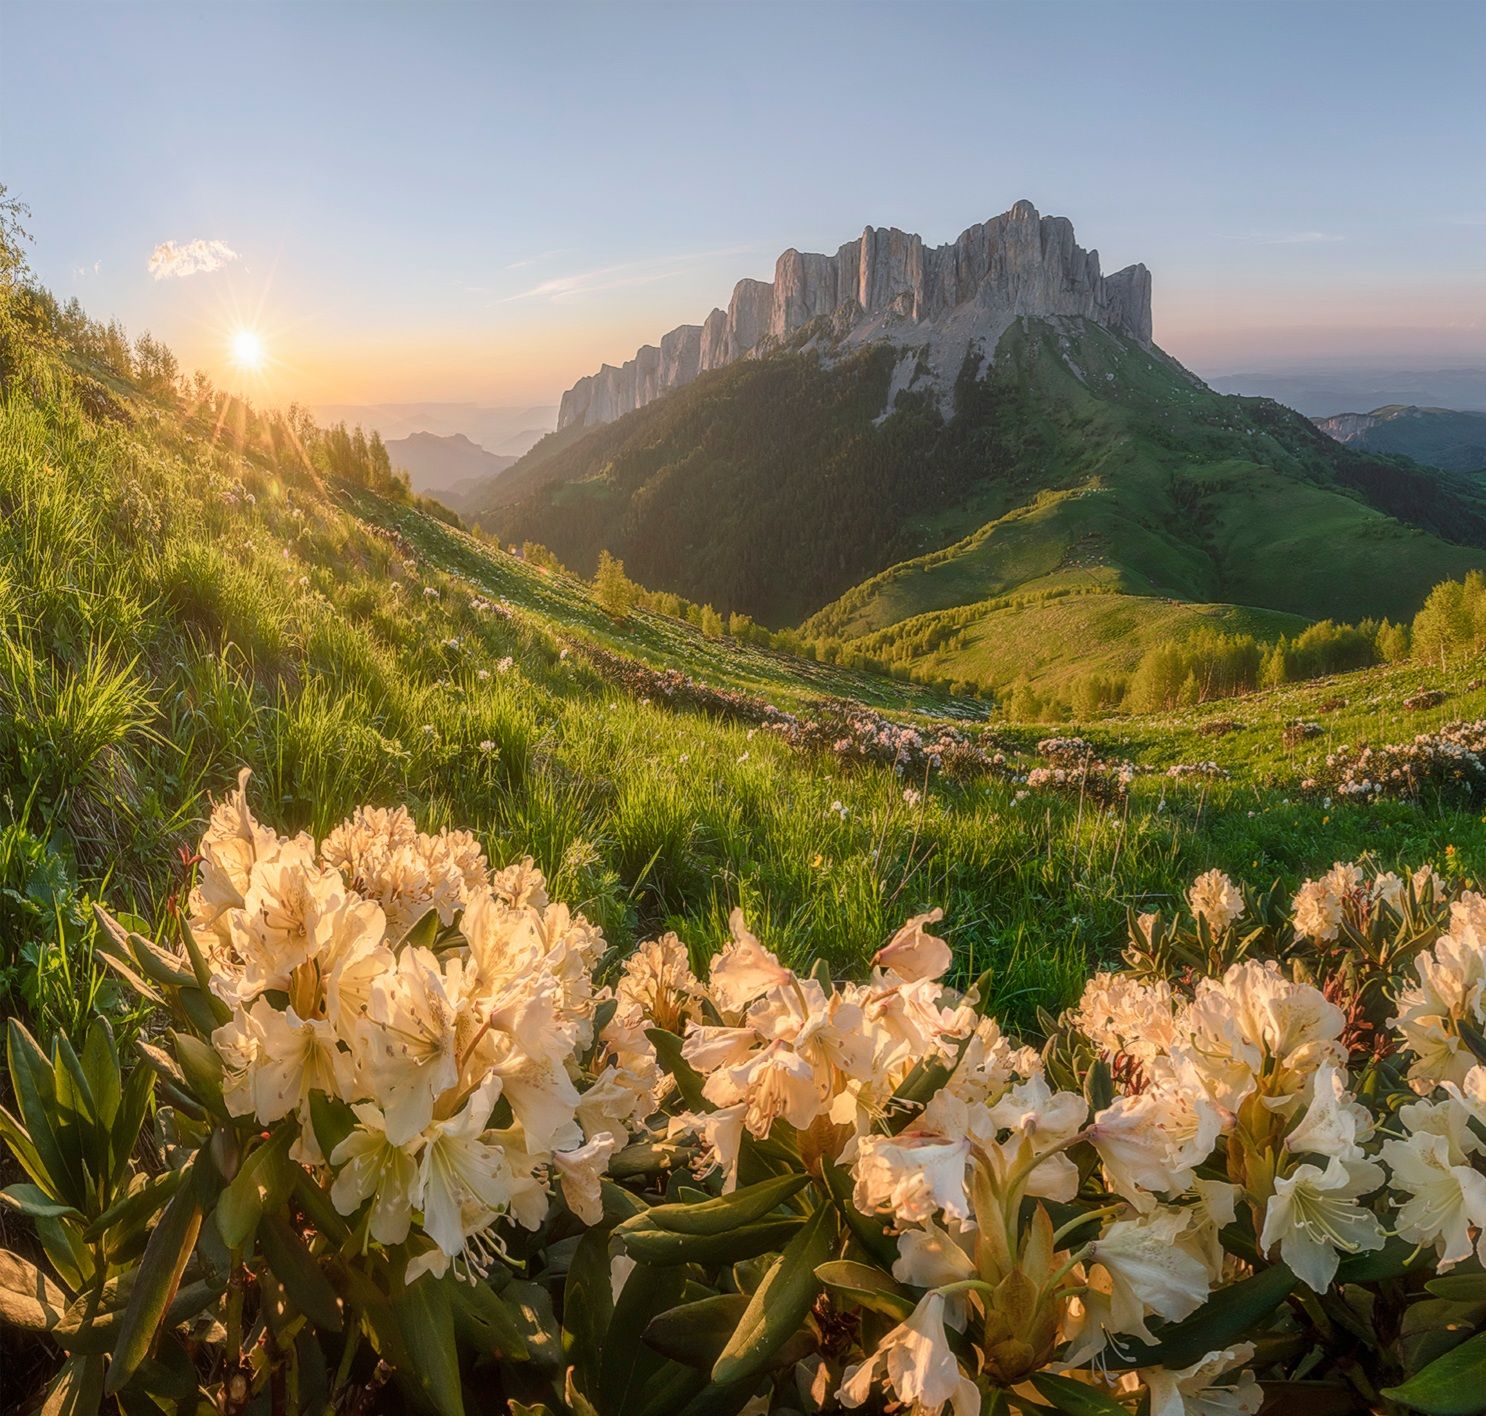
xmin=3 ymin=0 xmax=1484 ymax=408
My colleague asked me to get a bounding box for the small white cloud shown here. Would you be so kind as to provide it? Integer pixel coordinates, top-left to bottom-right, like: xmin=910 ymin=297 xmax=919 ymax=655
xmin=72 ymin=260 xmax=102 ymax=279
xmin=148 ymin=238 xmax=239 ymax=280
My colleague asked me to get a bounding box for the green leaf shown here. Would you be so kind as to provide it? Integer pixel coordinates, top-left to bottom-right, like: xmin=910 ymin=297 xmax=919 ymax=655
xmin=600 ymin=1259 xmax=690 ymax=1416
xmin=645 ymin=1028 xmax=709 ymax=1111
xmin=1031 ymin=1371 xmax=1129 ymax=1415
xmin=713 ymin=1200 xmax=835 ymax=1385
xmin=1337 ymin=1236 xmax=1429 ymax=1283
xmin=0 ymin=1251 xmax=67 ymax=1331
xmin=391 ymin=1273 xmax=465 ymax=1416
xmin=7 ymin=1019 xmax=81 ymax=1207
xmin=259 ymin=1215 xmax=342 ymax=1333
xmin=624 ymin=1172 xmax=809 ymax=1237
xmin=814 ymin=1259 xmax=915 ymax=1321
xmin=1 ymin=1183 xmax=83 ymax=1222
xmin=449 ymin=1278 xmax=528 ymax=1361
xmin=1427 ymin=1271 xmax=1486 ymax=1303
xmin=52 ymin=1279 xmax=222 ymax=1356
xmin=104 ymin=1166 xmax=204 ymax=1393
xmin=563 ymin=1226 xmax=615 ymax=1400
xmin=85 ymin=1170 xmax=184 ymax=1248
xmin=1384 ymin=1331 xmax=1486 ymax=1414
xmin=109 ymin=1064 xmax=156 ymax=1192
xmin=308 ymin=1090 xmax=356 ymax=1160
xmin=643 ymin=1294 xmax=748 ymax=1369
xmin=620 ymin=1216 xmax=806 ymax=1267
xmin=80 ymin=1021 xmax=121 ymax=1130
xmin=1118 ymin=1263 xmax=1295 ymax=1371
xmin=40 ymin=1354 xmax=106 ymax=1416
xmin=214 ymin=1126 xmax=293 ymax=1250
xmin=170 ymin=1031 xmax=227 ymax=1117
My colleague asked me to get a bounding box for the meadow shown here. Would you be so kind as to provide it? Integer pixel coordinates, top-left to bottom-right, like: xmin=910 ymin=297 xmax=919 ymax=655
xmin=3 ymin=333 xmax=1486 ymax=1056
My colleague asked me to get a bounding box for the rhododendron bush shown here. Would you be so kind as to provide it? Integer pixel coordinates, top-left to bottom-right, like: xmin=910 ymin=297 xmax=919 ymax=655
xmin=6 ymin=779 xmax=1486 ymax=1413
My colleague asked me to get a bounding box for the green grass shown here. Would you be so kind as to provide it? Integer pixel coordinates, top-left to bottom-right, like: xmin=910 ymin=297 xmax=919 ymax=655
xmin=5 ymin=349 xmax=1486 ymax=1050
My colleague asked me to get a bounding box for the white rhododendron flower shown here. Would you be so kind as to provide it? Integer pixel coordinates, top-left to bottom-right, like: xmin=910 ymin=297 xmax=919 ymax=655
xmin=1189 ymin=869 xmax=1243 ymax=932
xmin=1143 ymin=1345 xmax=1264 ymax=1416
xmin=1259 ymin=1156 xmax=1386 ymax=1291
xmin=838 ymin=1293 xmax=979 ymax=1416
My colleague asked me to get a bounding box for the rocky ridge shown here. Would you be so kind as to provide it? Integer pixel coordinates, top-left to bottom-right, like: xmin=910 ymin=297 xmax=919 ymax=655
xmin=556 ymin=200 xmax=1152 ymax=430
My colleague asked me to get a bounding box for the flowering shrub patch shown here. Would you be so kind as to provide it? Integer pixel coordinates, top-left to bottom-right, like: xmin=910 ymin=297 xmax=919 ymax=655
xmin=5 ymin=780 xmax=1486 ymax=1412
xmin=576 ymin=642 xmax=1006 ymax=780
xmin=1027 ymin=736 xmax=1135 ymax=804
xmin=1302 ymin=718 xmax=1486 ymax=803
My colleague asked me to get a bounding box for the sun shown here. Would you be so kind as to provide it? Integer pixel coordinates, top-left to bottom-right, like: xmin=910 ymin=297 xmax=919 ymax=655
xmin=230 ymin=329 xmax=265 ymax=371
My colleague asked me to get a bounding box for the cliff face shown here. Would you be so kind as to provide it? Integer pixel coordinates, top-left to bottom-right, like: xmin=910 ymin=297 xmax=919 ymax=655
xmin=556 ymin=200 xmax=1153 ymax=430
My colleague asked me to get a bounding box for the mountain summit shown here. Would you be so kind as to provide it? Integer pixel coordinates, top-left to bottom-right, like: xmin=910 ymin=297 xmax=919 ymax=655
xmin=557 ymin=200 xmax=1151 ymax=430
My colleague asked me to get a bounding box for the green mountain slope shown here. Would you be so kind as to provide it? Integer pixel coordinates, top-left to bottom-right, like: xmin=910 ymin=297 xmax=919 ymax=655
xmin=479 ymin=320 xmax=1486 ymax=677
xmin=1313 ymin=404 xmax=1486 ymax=474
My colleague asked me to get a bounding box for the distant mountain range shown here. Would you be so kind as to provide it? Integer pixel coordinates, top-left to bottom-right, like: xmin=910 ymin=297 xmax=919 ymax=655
xmin=311 ymin=402 xmax=556 ymax=458
xmin=1207 ymin=368 xmax=1486 ymax=417
xmin=1312 ymin=405 xmax=1486 ymax=474
xmin=385 ymin=431 xmax=517 ymax=514
xmin=469 ymin=201 xmax=1486 ymax=692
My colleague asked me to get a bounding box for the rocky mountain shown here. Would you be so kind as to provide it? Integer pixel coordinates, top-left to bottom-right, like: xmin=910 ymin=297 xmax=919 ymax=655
xmin=1313 ymin=404 xmax=1486 ymax=473
xmin=473 ymin=202 xmax=1486 ymax=688
xmin=386 ymin=431 xmax=517 ymax=513
xmin=556 ymin=200 xmax=1151 ymax=430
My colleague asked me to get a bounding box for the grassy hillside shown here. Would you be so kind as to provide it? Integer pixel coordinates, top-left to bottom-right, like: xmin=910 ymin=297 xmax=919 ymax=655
xmin=7 ymin=334 xmax=1486 ymax=1054
xmin=479 ymin=319 xmax=1486 ymax=695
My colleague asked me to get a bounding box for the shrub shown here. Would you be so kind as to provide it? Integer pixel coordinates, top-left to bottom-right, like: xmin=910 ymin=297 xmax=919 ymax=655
xmin=6 ymin=788 xmax=1486 ymax=1411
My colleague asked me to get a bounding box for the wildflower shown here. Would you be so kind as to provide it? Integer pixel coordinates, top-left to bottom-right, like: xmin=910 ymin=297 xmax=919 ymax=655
xmin=1259 ymin=1156 xmax=1386 ymax=1291
xmin=838 ymin=1293 xmax=979 ymax=1416
xmin=903 ymin=786 xmax=922 ymax=807
xmin=553 ymin=1131 xmax=619 ymax=1225
xmin=1142 ymin=1345 xmax=1264 ymax=1416
xmin=329 ymin=1102 xmax=422 ymax=1244
xmin=1084 ymin=1209 xmax=1213 ymax=1342
xmin=1382 ymin=1124 xmax=1486 ymax=1267
xmin=1188 ymin=869 xmax=1243 ymax=932
xmin=873 ymin=909 xmax=950 ymax=984
xmin=479 ymin=740 xmax=495 ymax=754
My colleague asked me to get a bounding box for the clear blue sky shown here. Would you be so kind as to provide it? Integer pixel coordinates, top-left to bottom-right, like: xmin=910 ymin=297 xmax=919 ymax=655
xmin=3 ymin=0 xmax=1483 ymax=404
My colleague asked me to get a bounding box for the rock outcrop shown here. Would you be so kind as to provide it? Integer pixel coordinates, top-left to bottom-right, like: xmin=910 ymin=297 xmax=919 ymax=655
xmin=556 ymin=200 xmax=1153 ymax=430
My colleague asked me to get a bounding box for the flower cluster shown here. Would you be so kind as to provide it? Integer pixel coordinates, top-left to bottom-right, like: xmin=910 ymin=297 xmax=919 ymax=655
xmin=64 ymin=781 xmax=1486 ymax=1414
xmin=575 ymin=642 xmax=1006 ymax=781
xmin=1026 ymin=736 xmax=1135 ymax=803
xmin=190 ymin=772 xmax=644 ymax=1279
xmin=1302 ymin=719 xmax=1486 ymax=803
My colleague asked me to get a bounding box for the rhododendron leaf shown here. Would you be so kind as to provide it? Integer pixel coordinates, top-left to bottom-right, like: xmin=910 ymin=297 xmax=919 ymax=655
xmin=7 ymin=1020 xmax=81 ymax=1208
xmin=1337 ymin=1237 xmax=1429 ymax=1283
xmin=645 ymin=1028 xmax=709 ymax=1111
xmin=0 ymin=1251 xmax=66 ymax=1331
xmin=1427 ymin=1272 xmax=1486 ymax=1302
xmin=104 ymin=1173 xmax=204 ymax=1394
xmin=259 ymin=1215 xmax=341 ymax=1333
xmin=1383 ymin=1331 xmax=1486 ymax=1414
xmin=125 ymin=930 xmax=195 ymax=990
xmin=41 ymin=1353 xmax=106 ymax=1416
xmin=1458 ymin=1017 xmax=1486 ymax=1067
xmin=712 ymin=1200 xmax=836 ymax=1385
xmin=1 ymin=1183 xmax=82 ymax=1222
xmin=450 ymin=1277 xmax=527 ymax=1360
xmin=1082 ymin=1058 xmax=1114 ymax=1113
xmin=562 ymin=1227 xmax=613 ymax=1396
xmin=307 ymin=1090 xmax=355 ymax=1160
xmin=620 ymin=1216 xmax=806 ymax=1266
xmin=643 ymin=1293 xmax=747 ymax=1368
xmin=624 ymin=1172 xmax=809 ymax=1236
xmin=169 ymin=1031 xmax=227 ymax=1117
xmin=83 ymin=1169 xmax=183 ymax=1246
xmin=1114 ymin=1262 xmax=1294 ymax=1371
xmin=600 ymin=1258 xmax=689 ymax=1416
xmin=400 ymin=906 xmax=440 ymax=951
xmin=176 ymin=986 xmax=226 ymax=1043
xmin=390 ymin=1274 xmax=464 ymax=1416
xmin=813 ymin=1260 xmax=914 ymax=1321
xmin=214 ymin=1126 xmax=293 ymax=1250
xmin=1030 ymin=1373 xmax=1127 ymax=1415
